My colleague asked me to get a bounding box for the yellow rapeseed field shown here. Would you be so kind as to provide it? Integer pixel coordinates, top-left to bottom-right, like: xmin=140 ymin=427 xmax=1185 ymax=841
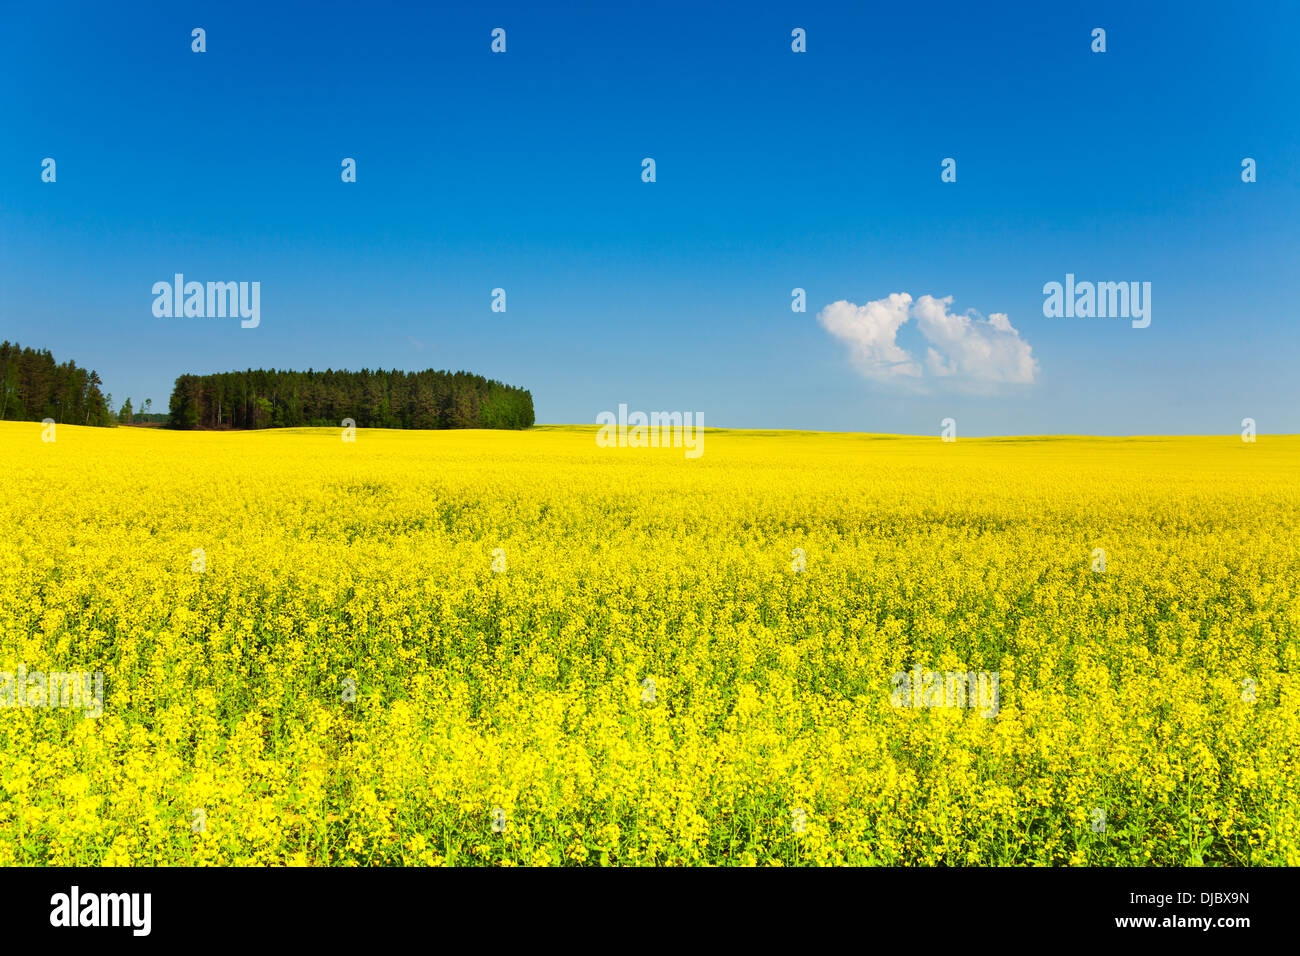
xmin=2 ymin=421 xmax=1297 ymax=865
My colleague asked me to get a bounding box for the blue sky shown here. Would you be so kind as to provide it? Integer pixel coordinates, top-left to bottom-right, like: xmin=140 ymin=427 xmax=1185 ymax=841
xmin=2 ymin=0 xmax=1297 ymax=434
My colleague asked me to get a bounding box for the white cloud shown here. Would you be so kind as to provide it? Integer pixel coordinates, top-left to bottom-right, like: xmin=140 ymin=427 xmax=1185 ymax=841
xmin=818 ymin=292 xmax=1038 ymax=392
xmin=815 ymin=294 xmax=922 ymax=385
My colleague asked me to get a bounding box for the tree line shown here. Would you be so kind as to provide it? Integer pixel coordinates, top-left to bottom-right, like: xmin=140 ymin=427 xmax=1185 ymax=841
xmin=0 ymin=346 xmax=535 ymax=431
xmin=168 ymin=368 xmax=535 ymax=430
xmin=0 ymin=341 xmax=113 ymax=426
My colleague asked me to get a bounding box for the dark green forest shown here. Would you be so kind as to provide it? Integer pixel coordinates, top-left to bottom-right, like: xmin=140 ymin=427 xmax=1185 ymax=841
xmin=168 ymin=368 xmax=535 ymax=429
xmin=0 ymin=346 xmax=535 ymax=431
xmin=0 ymin=341 xmax=114 ymax=426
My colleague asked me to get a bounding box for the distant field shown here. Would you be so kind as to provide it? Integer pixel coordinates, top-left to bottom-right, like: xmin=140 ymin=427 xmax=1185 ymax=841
xmin=2 ymin=422 xmax=1297 ymax=865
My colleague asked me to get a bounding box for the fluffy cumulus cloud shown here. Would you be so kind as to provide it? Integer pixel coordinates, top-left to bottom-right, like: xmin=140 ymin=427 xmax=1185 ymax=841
xmin=817 ymin=293 xmax=1038 ymax=392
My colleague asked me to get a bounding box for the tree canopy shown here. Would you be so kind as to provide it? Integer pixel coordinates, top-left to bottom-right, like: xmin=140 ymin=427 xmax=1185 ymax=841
xmin=168 ymin=368 xmax=535 ymax=430
xmin=0 ymin=341 xmax=113 ymax=426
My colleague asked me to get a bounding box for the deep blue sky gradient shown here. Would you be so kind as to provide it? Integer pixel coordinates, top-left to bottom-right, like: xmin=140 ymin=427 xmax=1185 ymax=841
xmin=2 ymin=1 xmax=1297 ymax=433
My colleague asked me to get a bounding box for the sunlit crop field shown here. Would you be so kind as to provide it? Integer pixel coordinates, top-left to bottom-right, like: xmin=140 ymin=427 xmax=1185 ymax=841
xmin=2 ymin=421 xmax=1298 ymax=865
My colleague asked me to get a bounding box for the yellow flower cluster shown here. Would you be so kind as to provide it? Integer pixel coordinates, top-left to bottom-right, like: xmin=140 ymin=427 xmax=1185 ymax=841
xmin=2 ymin=422 xmax=1297 ymax=865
